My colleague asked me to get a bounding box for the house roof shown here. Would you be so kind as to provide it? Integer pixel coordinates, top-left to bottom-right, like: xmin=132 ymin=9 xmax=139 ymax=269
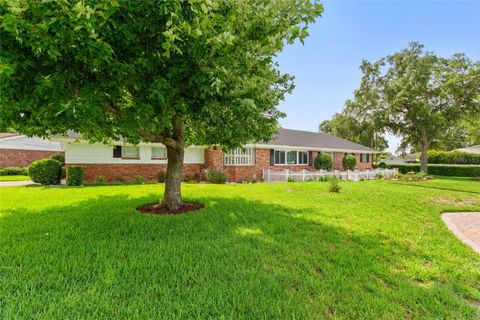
xmin=257 ymin=128 xmax=378 ymax=153
xmin=0 ymin=134 xmax=63 ymax=152
xmin=455 ymin=145 xmax=480 ymax=154
xmin=53 ymin=128 xmax=377 ymax=153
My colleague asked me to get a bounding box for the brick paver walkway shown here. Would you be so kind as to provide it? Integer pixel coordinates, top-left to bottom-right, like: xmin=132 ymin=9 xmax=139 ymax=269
xmin=442 ymin=212 xmax=480 ymax=254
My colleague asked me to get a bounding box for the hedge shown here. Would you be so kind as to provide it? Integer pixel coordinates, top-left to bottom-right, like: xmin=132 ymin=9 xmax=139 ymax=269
xmin=0 ymin=167 xmax=28 ymax=176
xmin=428 ymin=150 xmax=480 ymax=165
xmin=67 ymin=166 xmax=84 ymax=186
xmin=386 ymin=164 xmax=480 ymax=177
xmin=28 ymin=159 xmax=62 ymax=185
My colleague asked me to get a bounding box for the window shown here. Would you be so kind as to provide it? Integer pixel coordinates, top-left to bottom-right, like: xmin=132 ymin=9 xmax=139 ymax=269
xmin=151 ymin=147 xmax=167 ymax=159
xmin=274 ymin=150 xmax=309 ymax=165
xmin=224 ymin=148 xmax=254 ymax=165
xmin=113 ymin=146 xmax=122 ymax=158
xmin=274 ymin=150 xmax=286 ymax=165
xmin=360 ymin=154 xmax=370 ymax=163
xmin=287 ymin=151 xmax=297 ymax=164
xmin=298 ymin=151 xmax=309 ymax=165
xmin=122 ymin=146 xmax=139 ymax=158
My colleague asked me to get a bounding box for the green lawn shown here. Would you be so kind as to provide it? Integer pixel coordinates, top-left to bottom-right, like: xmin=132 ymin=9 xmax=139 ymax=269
xmin=0 ymin=175 xmax=31 ymax=181
xmin=1 ymin=179 xmax=479 ymax=319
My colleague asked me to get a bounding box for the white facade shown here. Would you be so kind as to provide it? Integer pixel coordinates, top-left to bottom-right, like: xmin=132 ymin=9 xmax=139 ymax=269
xmin=65 ymin=142 xmax=205 ymax=164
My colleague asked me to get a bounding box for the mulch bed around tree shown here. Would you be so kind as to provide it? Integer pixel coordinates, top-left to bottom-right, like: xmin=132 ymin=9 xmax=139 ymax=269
xmin=137 ymin=202 xmax=204 ymax=215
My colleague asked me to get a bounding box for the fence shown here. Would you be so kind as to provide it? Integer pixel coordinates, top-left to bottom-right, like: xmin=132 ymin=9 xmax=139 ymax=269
xmin=263 ymin=168 xmax=398 ymax=182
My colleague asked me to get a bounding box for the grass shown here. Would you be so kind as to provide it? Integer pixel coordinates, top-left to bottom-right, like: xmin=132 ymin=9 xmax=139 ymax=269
xmin=1 ymin=178 xmax=479 ymax=319
xmin=0 ymin=175 xmax=30 ymax=181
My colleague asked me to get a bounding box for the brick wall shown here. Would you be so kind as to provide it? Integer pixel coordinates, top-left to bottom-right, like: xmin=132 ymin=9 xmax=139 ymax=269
xmin=0 ymin=149 xmax=62 ymax=167
xmin=209 ymin=148 xmax=317 ymax=182
xmin=69 ymin=148 xmax=373 ymax=183
xmin=204 ymin=146 xmax=223 ymax=169
xmin=68 ymin=163 xmax=204 ymax=182
xmin=332 ymin=152 xmax=374 ymax=171
xmin=355 ymin=153 xmax=373 ymax=170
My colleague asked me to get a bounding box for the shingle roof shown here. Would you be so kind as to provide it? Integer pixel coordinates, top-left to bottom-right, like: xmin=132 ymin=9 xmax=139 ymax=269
xmin=0 ymin=135 xmax=63 ymax=151
xmin=54 ymin=128 xmax=377 ymax=153
xmin=455 ymin=145 xmax=480 ymax=154
xmin=262 ymin=128 xmax=377 ymax=153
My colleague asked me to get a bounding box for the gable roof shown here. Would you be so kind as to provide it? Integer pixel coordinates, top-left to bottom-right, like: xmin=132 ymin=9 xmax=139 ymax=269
xmin=257 ymin=128 xmax=377 ymax=153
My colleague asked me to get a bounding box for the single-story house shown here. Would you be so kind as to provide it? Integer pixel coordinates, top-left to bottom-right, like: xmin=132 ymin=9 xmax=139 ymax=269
xmin=381 ymin=153 xmax=420 ymax=165
xmin=53 ymin=128 xmax=377 ymax=182
xmin=0 ymin=133 xmax=64 ymax=167
xmin=455 ymin=145 xmax=480 ymax=154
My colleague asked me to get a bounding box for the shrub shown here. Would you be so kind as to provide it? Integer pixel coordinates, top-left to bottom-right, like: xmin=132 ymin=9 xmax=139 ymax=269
xmin=428 ymin=150 xmax=480 ymax=165
xmin=378 ymin=162 xmax=387 ymax=169
xmin=328 ymin=175 xmax=341 ymax=193
xmin=0 ymin=167 xmax=28 ymax=176
xmin=314 ymin=152 xmax=333 ymax=170
xmin=157 ymin=171 xmax=166 ymax=183
xmin=287 ymin=176 xmax=295 ymax=182
xmin=28 ymin=159 xmax=62 ymax=185
xmin=385 ymin=164 xmax=480 ymax=177
xmin=204 ymin=169 xmax=227 ymax=184
xmin=96 ymin=176 xmax=106 ymax=185
xmin=61 ymin=166 xmax=67 ymax=179
xmin=342 ymin=154 xmax=357 ymax=170
xmin=183 ymin=175 xmax=191 ymax=183
xmin=318 ymin=176 xmax=329 ymax=182
xmin=133 ymin=176 xmax=145 ymax=184
xmin=115 ymin=176 xmax=124 ymax=184
xmin=50 ymin=153 xmax=65 ymax=165
xmin=67 ymin=166 xmax=84 ymax=186
xmin=375 ymin=173 xmax=384 ymax=180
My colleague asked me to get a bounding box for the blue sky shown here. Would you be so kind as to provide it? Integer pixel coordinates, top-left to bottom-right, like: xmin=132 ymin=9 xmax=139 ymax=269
xmin=276 ymin=0 xmax=480 ymax=153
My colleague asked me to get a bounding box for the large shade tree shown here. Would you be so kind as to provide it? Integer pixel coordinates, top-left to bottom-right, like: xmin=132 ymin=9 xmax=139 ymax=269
xmin=350 ymin=43 xmax=479 ymax=173
xmin=0 ymin=0 xmax=323 ymax=209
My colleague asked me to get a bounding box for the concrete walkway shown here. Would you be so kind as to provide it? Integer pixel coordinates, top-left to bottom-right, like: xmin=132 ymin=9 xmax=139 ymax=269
xmin=0 ymin=180 xmax=36 ymax=187
xmin=442 ymin=212 xmax=480 ymax=254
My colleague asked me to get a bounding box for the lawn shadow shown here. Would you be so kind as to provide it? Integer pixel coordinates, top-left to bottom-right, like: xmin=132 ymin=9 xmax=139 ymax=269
xmin=386 ymin=180 xmax=480 ymax=195
xmin=1 ymin=193 xmax=478 ymax=319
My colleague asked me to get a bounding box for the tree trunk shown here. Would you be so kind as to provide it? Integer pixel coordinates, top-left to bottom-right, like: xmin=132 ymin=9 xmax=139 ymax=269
xmin=161 ymin=118 xmax=185 ymax=210
xmin=419 ymin=140 xmax=429 ymax=174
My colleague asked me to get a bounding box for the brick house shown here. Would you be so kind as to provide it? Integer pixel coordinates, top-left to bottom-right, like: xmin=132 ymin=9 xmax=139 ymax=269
xmin=0 ymin=134 xmax=64 ymax=167
xmin=54 ymin=128 xmax=377 ymax=182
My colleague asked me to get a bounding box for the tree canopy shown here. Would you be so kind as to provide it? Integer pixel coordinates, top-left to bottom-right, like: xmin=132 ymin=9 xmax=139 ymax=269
xmin=0 ymin=0 xmax=323 ymax=209
xmin=324 ymin=43 xmax=479 ymax=173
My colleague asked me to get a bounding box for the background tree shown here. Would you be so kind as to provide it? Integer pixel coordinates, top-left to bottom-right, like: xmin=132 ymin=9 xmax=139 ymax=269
xmin=319 ymin=92 xmax=388 ymax=163
xmin=0 ymin=0 xmax=323 ymax=209
xmin=350 ymin=43 xmax=479 ymax=173
xmin=430 ymin=114 xmax=480 ymax=151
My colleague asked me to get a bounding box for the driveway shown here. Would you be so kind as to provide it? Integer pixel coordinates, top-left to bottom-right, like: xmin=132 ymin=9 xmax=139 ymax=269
xmin=0 ymin=180 xmax=36 ymax=187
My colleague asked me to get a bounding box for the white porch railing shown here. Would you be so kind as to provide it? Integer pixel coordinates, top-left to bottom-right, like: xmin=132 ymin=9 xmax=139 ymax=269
xmin=263 ymin=168 xmax=398 ymax=182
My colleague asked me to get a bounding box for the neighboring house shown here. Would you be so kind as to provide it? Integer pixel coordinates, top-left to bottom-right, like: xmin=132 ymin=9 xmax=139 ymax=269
xmin=455 ymin=145 xmax=480 ymax=154
xmin=0 ymin=134 xmax=64 ymax=167
xmin=53 ymin=128 xmax=377 ymax=182
xmin=381 ymin=153 xmax=419 ymax=165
